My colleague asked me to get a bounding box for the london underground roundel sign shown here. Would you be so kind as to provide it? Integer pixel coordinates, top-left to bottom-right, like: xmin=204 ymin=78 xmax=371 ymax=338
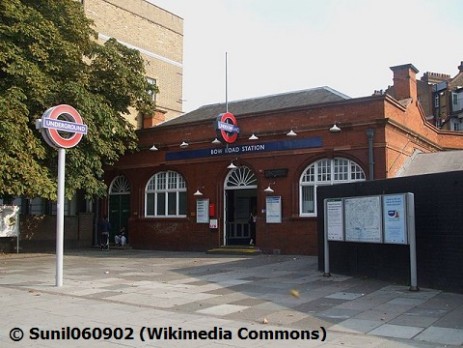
xmin=37 ymin=104 xmax=87 ymax=149
xmin=215 ymin=112 xmax=240 ymax=144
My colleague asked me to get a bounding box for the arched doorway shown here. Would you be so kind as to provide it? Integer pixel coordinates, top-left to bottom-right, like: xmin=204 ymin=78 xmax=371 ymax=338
xmin=108 ymin=176 xmax=131 ymax=243
xmin=224 ymin=166 xmax=257 ymax=246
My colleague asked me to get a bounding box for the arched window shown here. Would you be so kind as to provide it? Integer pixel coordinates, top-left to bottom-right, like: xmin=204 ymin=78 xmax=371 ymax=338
xmin=109 ymin=176 xmax=131 ymax=194
xmin=145 ymin=171 xmax=187 ymax=217
xmin=300 ymin=158 xmax=365 ymax=216
xmin=225 ymin=166 xmax=257 ymax=189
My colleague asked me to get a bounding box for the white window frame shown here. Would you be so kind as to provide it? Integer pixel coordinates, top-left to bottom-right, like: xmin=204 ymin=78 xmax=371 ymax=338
xmin=299 ymin=158 xmax=366 ymax=217
xmin=434 ymin=93 xmax=440 ymax=108
xmin=145 ymin=171 xmax=187 ymax=218
xmin=147 ymin=77 xmax=157 ymax=103
xmin=451 ymin=118 xmax=462 ymax=131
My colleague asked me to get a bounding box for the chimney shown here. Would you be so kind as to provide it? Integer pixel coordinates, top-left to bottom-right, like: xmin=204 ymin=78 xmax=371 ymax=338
xmin=143 ymin=109 xmax=167 ymax=128
xmin=390 ymin=64 xmax=419 ymax=101
xmin=458 ymin=61 xmax=463 ymax=73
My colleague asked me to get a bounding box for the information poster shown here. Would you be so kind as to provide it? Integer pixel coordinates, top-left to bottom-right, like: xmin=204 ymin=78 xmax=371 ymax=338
xmin=196 ymin=199 xmax=209 ymax=223
xmin=266 ymin=196 xmax=282 ymax=223
xmin=345 ymin=196 xmax=382 ymax=243
xmin=383 ymin=194 xmax=407 ymax=244
xmin=326 ymin=199 xmax=344 ymax=241
xmin=209 ymin=218 xmax=218 ymax=229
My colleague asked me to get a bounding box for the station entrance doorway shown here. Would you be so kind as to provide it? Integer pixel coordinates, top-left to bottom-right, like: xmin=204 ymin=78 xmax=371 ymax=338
xmin=223 ymin=166 xmax=257 ymax=246
xmin=108 ymin=176 xmax=131 ymax=243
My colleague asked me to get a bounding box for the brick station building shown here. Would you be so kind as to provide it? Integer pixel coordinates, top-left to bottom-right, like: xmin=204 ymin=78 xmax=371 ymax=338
xmin=103 ymin=64 xmax=463 ymax=255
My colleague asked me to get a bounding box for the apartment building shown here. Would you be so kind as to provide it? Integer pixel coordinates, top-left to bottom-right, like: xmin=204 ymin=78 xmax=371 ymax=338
xmin=83 ymin=0 xmax=184 ymax=128
xmin=420 ymin=62 xmax=463 ymax=130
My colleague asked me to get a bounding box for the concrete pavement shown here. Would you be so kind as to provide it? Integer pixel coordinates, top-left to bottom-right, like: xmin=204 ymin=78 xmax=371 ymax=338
xmin=1 ymin=249 xmax=463 ymax=347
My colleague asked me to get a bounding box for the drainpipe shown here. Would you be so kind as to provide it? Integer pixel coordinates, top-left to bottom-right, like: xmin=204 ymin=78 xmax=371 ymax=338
xmin=366 ymin=128 xmax=375 ymax=180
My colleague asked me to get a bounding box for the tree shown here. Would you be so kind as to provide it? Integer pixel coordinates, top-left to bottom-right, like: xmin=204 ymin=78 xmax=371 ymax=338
xmin=0 ymin=0 xmax=156 ymax=200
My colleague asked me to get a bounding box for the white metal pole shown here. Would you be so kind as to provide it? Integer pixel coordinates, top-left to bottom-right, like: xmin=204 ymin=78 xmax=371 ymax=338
xmin=56 ymin=148 xmax=66 ymax=287
xmin=323 ymin=200 xmax=331 ymax=277
xmin=408 ymin=193 xmax=418 ymax=291
xmin=225 ymin=52 xmax=228 ymax=112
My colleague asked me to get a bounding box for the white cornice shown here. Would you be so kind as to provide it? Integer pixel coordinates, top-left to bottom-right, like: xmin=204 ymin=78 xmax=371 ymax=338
xmin=98 ymin=33 xmax=183 ymax=68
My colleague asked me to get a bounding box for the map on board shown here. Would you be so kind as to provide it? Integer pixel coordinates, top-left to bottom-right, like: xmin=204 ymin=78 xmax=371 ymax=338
xmin=344 ymin=196 xmax=382 ymax=243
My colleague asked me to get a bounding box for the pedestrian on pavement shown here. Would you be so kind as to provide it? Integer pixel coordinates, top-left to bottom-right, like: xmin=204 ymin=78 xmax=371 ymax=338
xmin=98 ymin=215 xmax=111 ymax=250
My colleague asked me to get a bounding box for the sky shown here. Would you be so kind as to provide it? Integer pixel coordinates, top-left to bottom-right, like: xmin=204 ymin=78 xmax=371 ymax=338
xmin=149 ymin=0 xmax=463 ymax=113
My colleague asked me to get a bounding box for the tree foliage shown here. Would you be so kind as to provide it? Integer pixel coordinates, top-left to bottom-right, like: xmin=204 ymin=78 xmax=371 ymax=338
xmin=0 ymin=0 xmax=156 ymax=200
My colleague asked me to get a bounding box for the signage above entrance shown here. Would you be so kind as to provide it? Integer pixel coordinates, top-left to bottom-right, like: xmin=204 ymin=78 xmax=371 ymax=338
xmin=264 ymin=168 xmax=289 ymax=178
xmin=215 ymin=112 xmax=240 ymax=144
xmin=166 ymin=136 xmax=323 ymax=161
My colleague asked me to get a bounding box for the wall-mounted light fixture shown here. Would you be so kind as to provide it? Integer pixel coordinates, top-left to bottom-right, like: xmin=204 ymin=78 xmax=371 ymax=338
xmin=249 ymin=133 xmax=259 ymax=140
xmin=264 ymin=182 xmax=275 ymax=193
xmin=227 ymin=161 xmax=238 ymax=169
xmin=329 ymin=123 xmax=341 ymax=133
xmin=193 ymin=189 xmax=203 ymax=196
xmin=286 ymin=129 xmax=297 ymax=137
xmin=149 ymin=145 xmax=158 ymax=151
xmin=212 ymin=138 xmax=221 ymax=144
xmin=180 ymin=141 xmax=189 ymax=148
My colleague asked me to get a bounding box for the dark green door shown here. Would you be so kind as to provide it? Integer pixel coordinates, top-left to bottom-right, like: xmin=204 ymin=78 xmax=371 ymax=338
xmin=109 ymin=194 xmax=130 ymax=243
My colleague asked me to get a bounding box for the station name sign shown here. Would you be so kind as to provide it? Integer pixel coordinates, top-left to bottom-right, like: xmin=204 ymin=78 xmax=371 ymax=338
xmin=166 ymin=136 xmax=322 ymax=161
xmin=210 ymin=144 xmax=265 ymax=156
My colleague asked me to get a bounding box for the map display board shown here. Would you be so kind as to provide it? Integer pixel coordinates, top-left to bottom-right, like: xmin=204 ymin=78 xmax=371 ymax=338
xmin=326 ymin=199 xmax=344 ymax=241
xmin=344 ymin=196 xmax=382 ymax=243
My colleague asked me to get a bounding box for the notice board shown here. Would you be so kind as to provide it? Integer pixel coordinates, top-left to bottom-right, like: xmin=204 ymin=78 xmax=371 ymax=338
xmin=344 ymin=196 xmax=383 ymax=243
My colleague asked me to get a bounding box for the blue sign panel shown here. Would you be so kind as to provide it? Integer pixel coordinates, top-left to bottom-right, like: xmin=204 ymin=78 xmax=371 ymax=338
xmin=166 ymin=136 xmax=322 ymax=161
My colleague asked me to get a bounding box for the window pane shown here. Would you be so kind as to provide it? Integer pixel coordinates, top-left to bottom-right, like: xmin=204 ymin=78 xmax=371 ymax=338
xmin=146 ymin=193 xmax=154 ymax=216
xmin=302 ymin=165 xmax=315 ymax=183
xmin=147 ymin=77 xmax=156 ymax=102
xmin=157 ymin=173 xmax=166 ymax=190
xmin=156 ymin=192 xmax=166 ymax=215
xmin=351 ymin=163 xmax=366 ymax=180
xmin=168 ymin=192 xmax=176 ymax=215
xmin=317 ymin=160 xmax=331 ymax=182
xmin=178 ymin=175 xmax=186 ymax=189
xmin=179 ymin=191 xmax=187 ymax=215
xmin=334 ymin=159 xmax=348 ymax=181
xmin=168 ymin=172 xmax=177 ymax=189
xmin=147 ymin=178 xmax=155 ymax=191
xmin=301 ymin=186 xmax=315 ymax=213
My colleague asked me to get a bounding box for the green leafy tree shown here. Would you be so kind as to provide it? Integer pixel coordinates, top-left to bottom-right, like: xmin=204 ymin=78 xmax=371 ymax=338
xmin=0 ymin=0 xmax=156 ymax=200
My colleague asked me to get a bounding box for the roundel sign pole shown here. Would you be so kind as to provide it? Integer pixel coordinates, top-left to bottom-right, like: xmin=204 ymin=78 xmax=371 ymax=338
xmin=36 ymin=104 xmax=87 ymax=287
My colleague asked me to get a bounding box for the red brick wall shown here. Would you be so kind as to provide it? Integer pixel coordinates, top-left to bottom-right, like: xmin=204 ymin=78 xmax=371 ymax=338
xmin=106 ymin=91 xmax=463 ymax=255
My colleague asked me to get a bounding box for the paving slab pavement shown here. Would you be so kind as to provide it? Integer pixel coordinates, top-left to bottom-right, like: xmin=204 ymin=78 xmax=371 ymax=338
xmin=1 ymin=249 xmax=463 ymax=347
